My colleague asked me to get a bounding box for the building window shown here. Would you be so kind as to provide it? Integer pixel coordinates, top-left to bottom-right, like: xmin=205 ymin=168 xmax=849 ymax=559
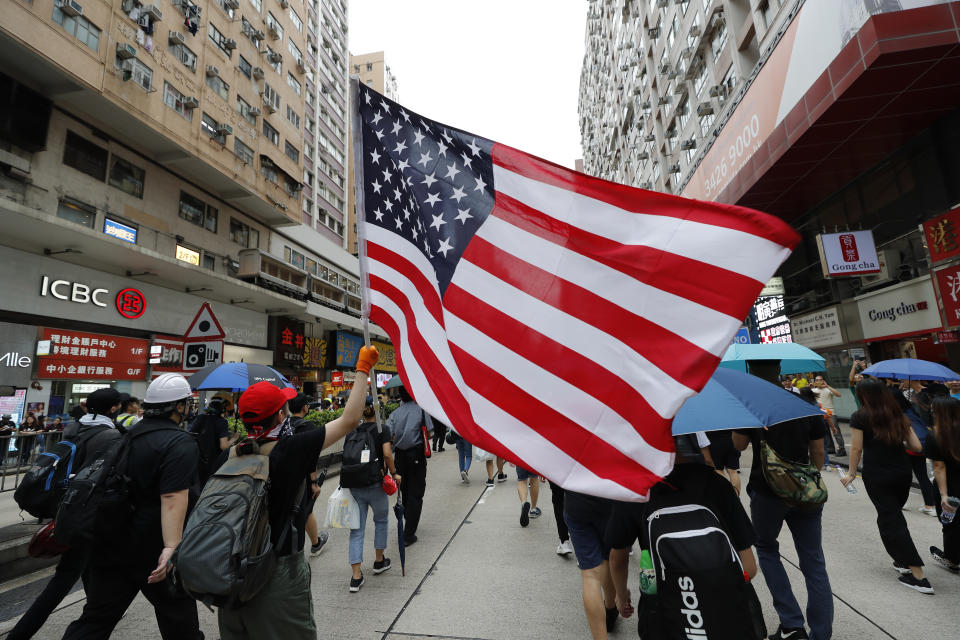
xmin=237 ymin=95 xmax=256 ymax=124
xmin=116 ymin=56 xmax=153 ymax=91
xmin=234 ymin=138 xmax=254 ymax=164
xmin=230 ymin=217 xmax=259 ymax=247
xmin=63 ymin=131 xmax=108 ymax=181
xmin=286 ymin=73 xmax=301 ymax=96
xmin=206 ymin=74 xmax=230 ymax=101
xmin=266 ymin=46 xmax=282 ymax=73
xmin=288 ymin=7 xmax=303 ymax=32
xmin=711 ymin=20 xmax=728 ymax=61
xmin=262 ymin=82 xmax=281 ymax=112
xmin=171 ymin=42 xmax=198 ymax=72
xmin=201 ymin=113 xmax=227 ymax=144
xmin=208 ymin=23 xmax=233 ymax=58
xmin=285 ymin=105 xmax=300 ymax=129
xmin=693 ymin=63 xmax=708 ymax=98
xmin=163 ymin=81 xmax=194 ymax=121
xmin=366 ymin=62 xmax=373 ymax=72
xmin=248 ymin=0 xmax=262 ymax=11
xmin=202 ymin=251 xmax=217 ymax=270
xmin=681 ymin=0 xmax=690 ymax=15
xmin=700 ymin=112 xmax=715 ymax=136
xmin=266 ymin=12 xmax=284 ymax=41
xmin=263 ymin=120 xmax=279 ymax=145
xmin=289 ymin=249 xmax=305 ymax=269
xmin=216 ymin=0 xmax=236 ymax=19
xmin=57 ymin=198 xmax=97 ymax=228
xmin=52 ymin=6 xmax=101 ymax=52
xmin=285 ymin=140 xmax=299 ymax=164
xmin=179 ymin=191 xmax=218 ymax=232
xmin=722 ymin=66 xmax=737 ymax=96
xmin=261 ymin=157 xmax=279 ymax=184
xmin=108 ymin=156 xmax=145 ymax=198
xmin=238 ymin=54 xmax=252 ymax=78
xmin=288 ymin=41 xmax=302 ymax=65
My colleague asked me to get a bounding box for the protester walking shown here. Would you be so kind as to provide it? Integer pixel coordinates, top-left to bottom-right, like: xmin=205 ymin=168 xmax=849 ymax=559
xmin=452 ymin=427 xmax=472 ymax=483
xmin=517 ymin=465 xmax=542 ymax=527
xmin=431 ymin=417 xmax=448 ymax=452
xmin=549 ymin=480 xmax=573 ymax=556
xmin=8 ymin=389 xmax=123 ymax=640
xmin=733 ymin=360 xmax=832 ymax=640
xmin=894 ymin=390 xmax=940 ymax=516
xmin=287 ymin=394 xmax=329 ymax=556
xmin=564 ymin=489 xmax=618 ymax=639
xmin=812 ymin=375 xmax=845 ymax=456
xmin=189 ymin=396 xmax=237 ymax=486
xmin=928 ymin=396 xmax=960 ymax=572
xmin=214 ymin=346 xmax=378 ymax=639
xmin=842 ymin=379 xmax=932 ymax=594
xmin=62 ymin=374 xmax=203 ymax=640
xmin=342 ymin=402 xmax=398 ymax=592
xmin=386 ymin=385 xmax=433 ymax=546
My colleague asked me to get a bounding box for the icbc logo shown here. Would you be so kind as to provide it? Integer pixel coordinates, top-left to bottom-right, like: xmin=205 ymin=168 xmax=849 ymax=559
xmin=116 ymin=288 xmax=146 ymax=319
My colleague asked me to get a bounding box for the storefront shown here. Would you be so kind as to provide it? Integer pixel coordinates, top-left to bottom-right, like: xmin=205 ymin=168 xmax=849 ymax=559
xmin=856 ymin=276 xmax=946 ymax=367
xmin=0 ymin=321 xmax=38 ymax=422
xmin=0 ymin=245 xmax=268 ymax=415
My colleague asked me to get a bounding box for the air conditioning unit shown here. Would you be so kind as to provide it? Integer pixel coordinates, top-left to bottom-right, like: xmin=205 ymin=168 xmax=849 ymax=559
xmin=637 ymin=151 xmax=650 ymax=160
xmin=119 ymin=59 xmax=135 ymax=79
xmin=58 ymin=0 xmax=83 ymax=17
xmin=639 ymin=181 xmax=652 ymax=190
xmin=261 ymin=95 xmax=277 ymax=113
xmin=254 ymin=29 xmax=266 ymax=41
xmin=689 ymin=24 xmax=702 ymax=37
xmin=697 ymin=103 xmax=714 ymax=117
xmin=223 ymin=38 xmax=237 ymax=50
xmin=116 ymin=43 xmax=137 ymax=60
xmin=668 ymin=163 xmax=681 ymax=174
xmin=252 ymin=66 xmax=265 ymax=79
xmin=168 ymin=30 xmax=186 ymax=45
xmin=206 ymin=65 xmax=220 ymax=77
xmin=267 ymin=52 xmax=282 ymax=64
xmin=241 ymin=22 xmax=254 ymax=36
xmin=280 ymin=0 xmax=290 ymax=7
xmin=181 ymin=96 xmax=200 ymax=109
xmin=656 ymin=0 xmax=669 ymax=7
xmin=142 ymin=4 xmax=162 ymax=21
xmin=681 ymin=46 xmax=694 ymax=59
xmin=708 ymin=84 xmax=724 ymax=98
xmin=860 ymin=250 xmax=900 ymax=287
xmin=644 ymin=133 xmax=656 ymax=142
xmin=639 ymin=99 xmax=651 ymax=109
xmin=296 ymin=59 xmax=306 ymax=73
xmin=268 ymin=24 xmax=281 ymax=39
xmin=215 ymin=123 xmax=233 ymax=136
xmin=224 ymin=0 xmax=239 ymax=8
xmin=247 ymin=106 xmax=262 ymax=117
xmin=659 ymin=62 xmax=671 ymax=74
xmin=647 ymin=27 xmax=660 ymax=38
xmin=658 ymin=95 xmax=672 ymax=105
xmin=680 ymin=139 xmax=696 ymax=151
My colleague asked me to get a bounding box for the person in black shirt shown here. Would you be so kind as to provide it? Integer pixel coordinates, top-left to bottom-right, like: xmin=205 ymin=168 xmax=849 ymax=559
xmin=927 ymin=396 xmax=960 ymax=572
xmin=843 ymin=379 xmax=929 ymax=594
xmin=733 ymin=360 xmax=831 ymax=640
xmin=189 ymin=397 xmax=237 ymax=485
xmin=62 ymin=374 xmax=202 ymax=640
xmin=287 ymin=393 xmax=329 ymax=556
xmin=216 ymin=345 xmax=378 ymax=640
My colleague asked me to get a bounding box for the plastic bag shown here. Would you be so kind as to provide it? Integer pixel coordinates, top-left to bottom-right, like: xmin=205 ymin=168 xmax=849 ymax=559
xmin=473 ymin=447 xmax=494 ymax=463
xmin=324 ymin=486 xmax=360 ymax=529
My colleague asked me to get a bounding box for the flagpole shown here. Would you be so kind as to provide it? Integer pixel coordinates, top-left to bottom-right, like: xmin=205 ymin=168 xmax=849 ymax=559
xmin=350 ymin=76 xmax=383 ymax=433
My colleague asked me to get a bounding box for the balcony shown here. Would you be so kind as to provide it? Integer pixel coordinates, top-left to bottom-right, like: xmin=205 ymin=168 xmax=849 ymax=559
xmin=305 ymin=101 xmax=315 ymax=119
xmin=304 ymin=129 xmax=315 ymax=146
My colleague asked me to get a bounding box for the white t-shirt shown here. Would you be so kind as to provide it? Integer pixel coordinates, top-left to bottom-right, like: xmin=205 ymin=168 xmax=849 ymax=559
xmin=811 ymin=386 xmax=836 ymax=411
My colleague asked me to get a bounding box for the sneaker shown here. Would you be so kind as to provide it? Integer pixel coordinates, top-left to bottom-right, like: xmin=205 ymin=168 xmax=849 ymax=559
xmin=529 ymin=507 xmax=542 ymax=519
xmin=485 ymin=478 xmax=495 ymax=487
xmin=497 ymin=473 xmax=508 ymax=483
xmin=898 ymin=573 xmax=934 ymax=594
xmin=930 ymin=546 xmax=960 ymax=573
xmin=520 ymin=501 xmax=531 ymax=527
xmin=768 ymin=626 xmax=808 ymax=640
xmin=919 ymin=505 xmax=937 ymax=517
xmin=373 ymin=557 xmax=392 ymax=574
xmin=403 ymin=534 xmax=418 ymax=547
xmin=310 ymin=531 xmax=329 ymax=557
xmin=893 ymin=562 xmax=911 ymax=575
xmin=557 ymin=540 xmax=574 ymax=556
xmin=461 ymin=470 xmax=469 ymax=484
xmin=349 ymin=574 xmax=365 ymax=593
xmin=605 ymin=606 xmax=619 ymax=632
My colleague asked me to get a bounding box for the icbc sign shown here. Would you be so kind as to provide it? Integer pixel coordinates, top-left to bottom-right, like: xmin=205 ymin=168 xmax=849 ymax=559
xmin=116 ymin=288 xmax=146 ymax=319
xmin=40 ymin=276 xmax=147 ymax=319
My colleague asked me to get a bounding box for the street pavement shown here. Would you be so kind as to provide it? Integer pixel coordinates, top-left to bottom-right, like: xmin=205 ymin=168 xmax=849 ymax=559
xmin=0 ymin=442 xmax=958 ymax=639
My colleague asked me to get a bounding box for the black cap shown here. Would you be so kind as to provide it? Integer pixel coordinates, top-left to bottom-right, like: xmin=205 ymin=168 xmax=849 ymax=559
xmin=86 ymin=388 xmax=122 ymax=416
xmin=288 ymin=393 xmax=311 ymax=414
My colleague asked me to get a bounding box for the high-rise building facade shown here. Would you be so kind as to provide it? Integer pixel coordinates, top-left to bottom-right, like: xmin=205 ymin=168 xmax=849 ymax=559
xmin=347 ymin=50 xmax=398 ymax=255
xmin=580 ymin=0 xmax=960 ymax=411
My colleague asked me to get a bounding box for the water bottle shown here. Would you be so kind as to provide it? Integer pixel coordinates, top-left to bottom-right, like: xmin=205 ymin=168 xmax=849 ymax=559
xmin=940 ymin=497 xmax=960 ymax=526
xmin=837 ymin=466 xmax=857 ymax=494
xmin=639 ymin=549 xmax=657 ymax=595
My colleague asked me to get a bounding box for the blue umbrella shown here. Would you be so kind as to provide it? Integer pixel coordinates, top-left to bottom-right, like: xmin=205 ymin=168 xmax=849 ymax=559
xmin=187 ymin=362 xmax=295 ymax=391
xmin=860 ymin=358 xmax=960 ymax=382
xmin=673 ymin=368 xmax=824 ymax=435
xmin=719 ymin=343 xmax=825 ymax=376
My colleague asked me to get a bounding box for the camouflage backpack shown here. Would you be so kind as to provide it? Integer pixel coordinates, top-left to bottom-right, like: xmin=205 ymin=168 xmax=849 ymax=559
xmin=759 ymin=437 xmax=828 ymax=509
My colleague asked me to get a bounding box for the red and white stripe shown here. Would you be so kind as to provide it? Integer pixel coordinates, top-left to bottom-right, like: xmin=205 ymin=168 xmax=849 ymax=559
xmin=363 ymin=144 xmax=798 ymax=501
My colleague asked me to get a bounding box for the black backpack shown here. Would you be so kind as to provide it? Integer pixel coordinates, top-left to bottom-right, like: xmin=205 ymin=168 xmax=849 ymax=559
xmin=340 ymin=422 xmax=383 ymax=488
xmin=644 ymin=503 xmax=766 ymax=640
xmin=189 ymin=414 xmax=224 ymax=481
xmin=54 ymin=422 xmax=178 ymax=546
xmin=14 ymin=424 xmax=116 ymax=519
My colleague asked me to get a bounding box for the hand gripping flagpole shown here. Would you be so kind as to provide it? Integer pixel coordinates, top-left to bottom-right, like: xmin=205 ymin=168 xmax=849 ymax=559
xmin=350 ymin=77 xmax=384 ymax=435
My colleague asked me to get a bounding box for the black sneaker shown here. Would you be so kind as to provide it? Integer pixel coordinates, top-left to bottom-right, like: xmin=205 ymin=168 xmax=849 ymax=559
xmin=373 ymin=557 xmax=392 ymax=574
xmin=497 ymin=473 xmax=508 ymax=483
xmin=898 ymin=573 xmax=934 ymax=594
xmin=930 ymin=546 xmax=960 ymax=573
xmin=403 ymin=534 xmax=418 ymax=547
xmin=310 ymin=531 xmax=329 ymax=557
xmin=349 ymin=574 xmax=365 ymax=593
xmin=520 ymin=501 xmax=531 ymax=527
xmin=485 ymin=478 xmax=495 ymax=487
xmin=768 ymin=625 xmax=808 ymax=640
xmin=892 ymin=562 xmax=911 ymax=575
xmin=605 ymin=606 xmax=618 ymax=632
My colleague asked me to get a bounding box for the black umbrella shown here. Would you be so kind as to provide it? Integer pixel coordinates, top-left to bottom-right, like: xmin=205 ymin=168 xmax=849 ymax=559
xmin=394 ymin=493 xmax=406 ymax=576
xmin=187 ymin=362 xmax=294 ymax=392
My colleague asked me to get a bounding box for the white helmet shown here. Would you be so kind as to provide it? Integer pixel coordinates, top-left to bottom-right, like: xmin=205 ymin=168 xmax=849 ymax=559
xmin=144 ymin=373 xmax=192 ymax=404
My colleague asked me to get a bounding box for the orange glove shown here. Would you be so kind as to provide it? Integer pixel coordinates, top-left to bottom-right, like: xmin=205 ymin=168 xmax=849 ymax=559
xmin=356 ymin=345 xmax=379 ymax=374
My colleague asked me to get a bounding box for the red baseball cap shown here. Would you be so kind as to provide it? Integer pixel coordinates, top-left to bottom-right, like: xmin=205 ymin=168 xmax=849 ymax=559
xmin=238 ymin=381 xmax=298 ymax=425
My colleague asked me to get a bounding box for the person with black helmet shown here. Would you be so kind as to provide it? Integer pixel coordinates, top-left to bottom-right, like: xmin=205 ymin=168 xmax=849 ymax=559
xmin=62 ymin=373 xmax=203 ymax=640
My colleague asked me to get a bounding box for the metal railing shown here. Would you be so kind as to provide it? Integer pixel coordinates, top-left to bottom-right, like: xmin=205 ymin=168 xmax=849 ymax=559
xmin=0 ymin=432 xmax=65 ymax=493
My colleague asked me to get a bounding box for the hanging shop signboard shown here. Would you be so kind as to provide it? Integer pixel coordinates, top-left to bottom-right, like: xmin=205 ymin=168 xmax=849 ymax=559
xmin=923 ymin=207 xmax=960 ymax=266
xmin=816 ymin=230 xmax=881 ymax=277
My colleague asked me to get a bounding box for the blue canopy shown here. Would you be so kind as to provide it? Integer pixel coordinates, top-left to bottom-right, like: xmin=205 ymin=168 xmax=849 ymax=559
xmin=861 ymin=358 xmax=960 ymax=382
xmin=719 ymin=343 xmax=825 ymax=376
xmin=673 ymin=368 xmax=825 ymax=435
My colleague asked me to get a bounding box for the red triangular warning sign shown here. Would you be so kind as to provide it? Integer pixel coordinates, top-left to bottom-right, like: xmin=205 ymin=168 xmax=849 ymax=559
xmin=183 ymin=302 xmax=226 ymax=341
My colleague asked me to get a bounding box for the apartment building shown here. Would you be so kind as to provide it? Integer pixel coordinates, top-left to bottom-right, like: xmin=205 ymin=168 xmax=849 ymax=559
xmin=346 ymin=50 xmax=397 ymax=255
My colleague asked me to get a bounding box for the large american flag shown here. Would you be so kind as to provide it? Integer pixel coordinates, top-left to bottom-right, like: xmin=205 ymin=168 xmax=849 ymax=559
xmin=354 ymin=83 xmax=798 ymax=501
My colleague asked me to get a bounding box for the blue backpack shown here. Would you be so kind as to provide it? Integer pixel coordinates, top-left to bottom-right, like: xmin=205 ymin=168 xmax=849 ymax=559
xmin=15 ymin=436 xmax=81 ymax=519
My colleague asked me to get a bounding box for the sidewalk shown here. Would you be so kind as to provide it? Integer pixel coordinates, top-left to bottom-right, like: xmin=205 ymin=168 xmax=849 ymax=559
xmin=0 ymin=445 xmax=958 ymax=639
